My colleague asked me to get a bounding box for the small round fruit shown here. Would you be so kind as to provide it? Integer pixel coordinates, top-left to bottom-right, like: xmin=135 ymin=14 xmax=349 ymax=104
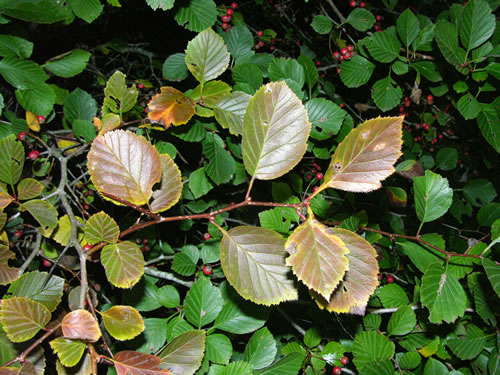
xmin=226 ymin=8 xmax=233 ymax=15
xmin=376 ymin=15 xmax=382 ymax=21
xmin=37 ymin=115 xmax=45 ymax=123
xmin=347 ymin=45 xmax=354 ymax=52
xmin=333 ymin=367 xmax=342 ymax=375
xmin=14 ymin=230 xmax=23 ymax=238
xmin=359 ymin=1 xmax=365 ymax=7
xmin=340 ymin=356 xmax=349 ymax=365
xmin=387 ymin=275 xmax=395 ymax=283
xmin=427 ymin=94 xmax=434 ymax=103
xmin=83 ymin=244 xmax=92 ymax=251
xmin=340 ymin=47 xmax=347 ymax=55
xmin=222 ymin=22 xmax=230 ymax=30
xmin=231 ymin=2 xmax=238 ymax=8
xmin=313 ymin=186 xmax=318 ymax=192
xmin=137 ymin=83 xmax=145 ymax=89
xmin=202 ymin=265 xmax=213 ymax=276
xmin=350 ymin=0 xmax=356 ymax=7
xmin=203 ymin=232 xmax=212 ymax=240
xmin=18 ymin=132 xmax=27 ymax=141
xmin=333 ymin=51 xmax=340 ymax=59
xmin=259 ymin=41 xmax=264 ymax=47
xmin=43 ymin=259 xmax=51 ymax=267
xmin=222 ymin=14 xmax=231 ymax=22
xmin=316 ymin=172 xmax=323 ymax=180
xmin=257 ymin=30 xmax=264 ymax=37
xmin=28 ymin=150 xmax=40 ymax=160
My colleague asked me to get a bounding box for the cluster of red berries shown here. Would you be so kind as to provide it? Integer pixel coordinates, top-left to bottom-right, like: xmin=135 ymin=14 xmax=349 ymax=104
xmin=333 ymin=356 xmax=349 ymax=374
xmin=135 ymin=238 xmax=150 ymax=252
xmin=221 ymin=2 xmax=238 ymax=31
xmin=332 ymin=45 xmax=354 ymax=62
xmin=302 ymin=161 xmax=323 ymax=182
xmin=255 ymin=30 xmax=265 ymax=50
xmin=426 ymin=94 xmax=434 ymax=105
xmin=378 ymin=273 xmax=394 ymax=283
xmin=349 ymin=0 xmax=366 ymax=7
xmin=137 ymin=83 xmax=145 ymax=89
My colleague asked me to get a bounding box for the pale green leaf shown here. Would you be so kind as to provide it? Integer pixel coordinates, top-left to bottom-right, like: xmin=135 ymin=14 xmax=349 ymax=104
xmin=352 ymin=331 xmax=395 ymax=371
xmin=174 ymin=0 xmax=217 ymax=32
xmin=17 ymin=178 xmax=43 ymax=200
xmin=298 ymin=55 xmax=318 ymax=90
xmin=101 ymin=305 xmax=144 ymax=341
xmin=378 ymin=283 xmax=409 ymax=308
xmin=159 ymin=330 xmax=206 ymax=375
xmin=67 ymin=0 xmax=103 ymax=23
xmin=254 ymin=352 xmax=304 ymax=375
xmin=387 ymin=306 xmax=416 ymax=336
xmin=0 ymin=134 xmax=24 ymax=185
xmin=184 ymin=277 xmax=223 ymax=328
xmin=483 ymin=258 xmax=500 ymax=298
xmin=44 ymin=49 xmax=91 ymax=78
xmin=146 ymin=0 xmax=174 ymax=10
xmin=340 ymin=55 xmax=375 ymax=88
xmin=311 ymin=15 xmax=332 ymax=34
xmin=0 ymin=34 xmax=33 ymax=58
xmin=214 ymin=91 xmax=251 ymax=135
xmin=50 ymin=338 xmax=86 ymax=367
xmin=477 ymin=104 xmax=500 ymax=152
xmin=244 ymin=327 xmax=277 ymax=370
xmin=84 ymin=211 xmax=120 ymax=244
xmin=222 ymin=25 xmax=254 ymax=61
xmin=0 ymin=57 xmax=47 ymax=89
xmin=16 ymin=83 xmax=56 ymax=117
xmin=268 ymin=58 xmax=305 ymax=88
xmin=206 ymin=334 xmax=232 ymax=364
xmin=414 ymin=170 xmax=453 ymax=223
xmin=101 ymin=241 xmax=145 ymax=288
xmin=0 ymin=297 xmax=51 ymax=342
xmin=103 ymin=70 xmax=138 ymax=114
xmin=20 ymin=199 xmax=58 ymax=229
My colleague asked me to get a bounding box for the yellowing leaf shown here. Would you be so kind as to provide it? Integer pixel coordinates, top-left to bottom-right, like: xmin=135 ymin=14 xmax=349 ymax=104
xmin=101 ymin=241 xmax=144 ymax=288
xmin=150 ymin=154 xmax=182 ymax=213
xmin=220 ymin=226 xmax=298 ymax=305
xmin=87 ymin=130 xmax=162 ymax=206
xmin=50 ymin=338 xmax=86 ymax=367
xmin=285 ymin=209 xmax=349 ymax=300
xmin=101 ymin=305 xmax=144 ymax=341
xmin=56 ymin=138 xmax=80 ymax=155
xmin=17 ymin=178 xmax=44 ymax=200
xmin=98 ymin=113 xmax=122 ymax=135
xmin=188 ymin=80 xmax=231 ymax=108
xmin=0 ymin=231 xmax=20 ymax=285
xmin=0 ymin=192 xmax=13 ymax=209
xmin=322 ymin=116 xmax=403 ymax=193
xmin=26 ymin=111 xmax=40 ymax=132
xmin=61 ymin=309 xmax=101 ymax=342
xmin=42 ymin=214 xmax=85 ymax=246
xmin=311 ymin=228 xmax=379 ymax=314
xmin=148 ymin=86 xmax=196 ymax=128
xmin=113 ymin=351 xmax=172 ymax=375
xmin=84 ymin=211 xmax=120 ymax=244
xmin=0 ymin=297 xmax=51 ymax=342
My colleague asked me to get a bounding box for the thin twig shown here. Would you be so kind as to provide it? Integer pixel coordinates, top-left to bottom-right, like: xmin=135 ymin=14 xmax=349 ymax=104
xmin=18 ymin=231 xmax=42 ymax=273
xmin=144 ymin=267 xmax=193 ymax=288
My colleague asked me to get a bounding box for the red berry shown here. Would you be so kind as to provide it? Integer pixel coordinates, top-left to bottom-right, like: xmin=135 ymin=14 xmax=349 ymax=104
xmin=333 ymin=51 xmax=340 ymax=59
xmin=339 ymin=55 xmax=344 ymax=61
xmin=340 ymin=48 xmax=347 ymax=55
xmin=14 ymin=230 xmax=22 ymax=238
xmin=359 ymin=1 xmax=365 ymax=7
xmin=316 ymin=60 xmax=321 ymax=66
xmin=37 ymin=115 xmax=45 ymax=123
xmin=222 ymin=15 xmax=231 ymax=22
xmin=270 ymin=46 xmax=275 ymax=51
xmin=427 ymin=94 xmax=433 ymax=104
xmin=316 ymin=173 xmax=323 ymax=180
xmin=202 ymin=265 xmax=213 ymax=276
xmin=231 ymin=2 xmax=238 ymax=8
xmin=225 ymin=26 xmax=231 ymax=32
xmin=83 ymin=244 xmax=92 ymax=251
xmin=376 ymin=15 xmax=382 ymax=21
xmin=143 ymin=238 xmax=149 ymax=244
xmin=340 ymin=356 xmax=349 ymax=365
xmin=333 ymin=367 xmax=342 ymax=375
xmin=203 ymin=233 xmax=211 ymax=240
xmin=255 ymin=43 xmax=260 ymax=50
xmin=344 ymin=51 xmax=351 ymax=59
xmin=313 ymin=186 xmax=318 ymax=192
xmin=226 ymin=8 xmax=233 ymax=15
xmin=28 ymin=150 xmax=40 ymax=160
xmin=18 ymin=132 xmax=27 ymax=141
xmin=347 ymin=45 xmax=354 ymax=52
xmin=222 ymin=22 xmax=230 ymax=30
xmin=387 ymin=275 xmax=395 ymax=283
xmin=259 ymin=41 xmax=264 ymax=47
xmin=43 ymin=259 xmax=51 ymax=267
xmin=350 ymin=0 xmax=357 ymax=7
xmin=378 ymin=273 xmax=383 ymax=280
xmin=339 ymin=103 xmax=345 ymax=108
xmin=257 ymin=30 xmax=264 ymax=37
xmin=438 ymin=134 xmax=443 ymax=139
xmin=137 ymin=83 xmax=145 ymax=89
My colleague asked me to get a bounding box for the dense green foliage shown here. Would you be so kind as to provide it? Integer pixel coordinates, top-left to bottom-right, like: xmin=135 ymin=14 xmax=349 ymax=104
xmin=0 ymin=0 xmax=499 ymax=374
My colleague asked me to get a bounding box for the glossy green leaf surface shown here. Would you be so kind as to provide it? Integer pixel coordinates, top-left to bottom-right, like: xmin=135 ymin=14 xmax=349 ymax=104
xmin=243 ymin=327 xmax=277 ymax=370
xmin=160 ymin=330 xmax=206 ymax=375
xmin=387 ymin=306 xmax=416 ymax=336
xmin=103 ymin=70 xmax=138 ymax=114
xmin=0 ymin=134 xmax=24 ymax=185
xmin=346 ymin=8 xmax=375 ymax=32
xmin=43 ymin=49 xmax=91 ymax=78
xmin=459 ymin=0 xmax=495 ymax=51
xmin=184 ymin=277 xmax=223 ymax=328
xmin=174 ymin=0 xmax=217 ymax=32
xmin=19 ymin=199 xmax=58 ymax=230
xmin=414 ymin=170 xmax=453 ymax=223
xmin=49 ymin=338 xmax=86 ymax=367
xmin=340 ymin=55 xmax=375 ymax=89
xmin=352 ymin=331 xmax=395 ymax=371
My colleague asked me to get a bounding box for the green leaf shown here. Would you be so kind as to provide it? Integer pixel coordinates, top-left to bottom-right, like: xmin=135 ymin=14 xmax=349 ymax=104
xmin=220 ymin=226 xmax=298 ymax=305
xmin=311 ymin=15 xmax=333 ymax=34
xmin=434 ymin=20 xmax=468 ymax=74
xmin=298 ymin=55 xmax=318 ymax=90
xmin=259 ymin=208 xmax=291 ymax=234
xmin=134 ymin=318 xmax=168 ymax=354
xmin=436 ymin=147 xmax=458 ymax=170
xmin=460 ymin=0 xmax=495 ymax=51
xmin=242 ymin=81 xmax=310 ymax=180
xmin=0 ymin=134 xmax=24 ymax=185
xmin=306 ymin=98 xmax=345 ymax=140
xmin=457 ymin=93 xmax=481 ymax=120
xmin=366 ymin=26 xmax=401 ymax=63
xmin=103 ymin=70 xmax=138 ymax=115
xmin=0 ymin=0 xmax=70 ymax=24
xmin=387 ymin=306 xmax=416 ymax=336
xmin=304 ymin=327 xmax=321 ymax=348
xmin=363 ymin=314 xmax=382 ymax=331
xmin=485 ymin=62 xmax=500 ymax=79
xmin=174 ymin=0 xmax=217 ymax=32
xmin=424 ymin=358 xmax=448 ymax=374
xmin=268 ymin=58 xmax=305 ymax=88
xmin=188 ymin=80 xmax=231 ymax=108
xmin=17 ymin=178 xmax=43 ymax=200
xmin=421 ymin=263 xmax=466 ymax=324
xmin=73 ymin=119 xmax=96 ymax=143
xmin=352 ymin=331 xmax=395 ymax=371
xmin=20 ymin=199 xmax=58 ymax=230
xmin=64 ymin=88 xmax=97 ymax=124
xmin=209 ymin=361 xmax=253 ymax=375
xmin=463 ymin=179 xmax=497 ymax=207
xmin=483 ymin=258 xmax=500 ymax=298
xmin=447 ymin=324 xmax=487 ymax=360
xmin=414 ymin=170 xmax=453 ymax=224
xmin=391 ymin=60 xmax=408 ymax=75
xmin=189 ymin=167 xmax=213 ymax=199
xmin=340 ymin=55 xmax=375 ymax=88
xmin=346 ymin=8 xmax=375 ymax=32
xmin=411 ymin=61 xmax=442 ymax=82
xmin=163 ymin=53 xmax=189 ymax=81
xmin=233 ymin=64 xmax=263 ymax=93
xmin=50 ymin=338 xmax=86 ymax=367
xmin=172 ymin=245 xmax=199 ymax=276
xmin=146 ymin=0 xmax=174 ymax=10
xmin=477 ymin=104 xmax=500 ymax=152
xmin=7 ymin=271 xmax=64 ymax=312
xmin=203 ymin=133 xmax=236 ymax=185
xmin=84 ymin=211 xmax=120 ymax=244
xmin=15 ymin=83 xmax=56 ymax=117
xmin=477 ymin=203 xmax=500 ymax=226
xmin=214 ymin=91 xmax=251 ymax=135
xmin=359 ymin=360 xmax=394 ymax=375
xmin=206 ymin=334 xmax=232 ymax=364
xmin=371 ymin=76 xmax=403 ymax=111
xmin=43 ymin=49 xmax=91 ymax=78
xmin=101 ymin=241 xmax=145 ymax=288
xmin=0 ymin=34 xmax=33 ymax=58
xmin=124 ymin=277 xmax=162 ymax=312
xmin=0 ymin=297 xmax=51 ymax=342
xmin=399 ymin=352 xmax=421 ymax=370
xmin=157 ymin=285 xmax=180 ymax=309
xmin=185 ymin=28 xmax=229 ymax=83
xmin=397 ymin=9 xmax=420 ymax=48
xmin=67 ymin=0 xmax=103 ymax=23
xmin=244 ymin=327 xmax=277 ymax=370
xmin=254 ymin=352 xmax=304 ymax=375
xmin=0 ymin=57 xmax=48 ymax=89
xmin=184 ymin=277 xmax=223 ymax=328
xmin=160 ymin=330 xmax=206 ymax=375
xmin=378 ymin=283 xmax=409 ymax=308
xmin=222 ymin=25 xmax=254 ymax=61
xmin=101 ymin=305 xmax=144 ymax=341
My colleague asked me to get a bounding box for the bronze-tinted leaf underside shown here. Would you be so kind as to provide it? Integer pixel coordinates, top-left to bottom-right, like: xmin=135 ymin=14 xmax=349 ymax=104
xmin=323 ymin=116 xmax=403 ymax=192
xmin=113 ymin=351 xmax=171 ymax=375
xmin=150 ymin=154 xmax=183 ymax=213
xmin=148 ymin=86 xmax=196 ymax=128
xmin=159 ymin=330 xmax=206 ymax=375
xmin=61 ymin=309 xmax=101 ymax=342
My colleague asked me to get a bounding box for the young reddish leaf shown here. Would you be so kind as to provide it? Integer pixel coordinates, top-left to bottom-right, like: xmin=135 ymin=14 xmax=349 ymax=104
xmin=242 ymin=81 xmax=311 ymax=180
xmin=0 ymin=191 xmax=13 ymax=209
xmin=101 ymin=241 xmax=145 ymax=288
xmin=17 ymin=178 xmax=44 ymax=200
xmin=159 ymin=330 xmax=206 ymax=375
xmin=113 ymin=351 xmax=172 ymax=375
xmin=322 ymin=116 xmax=403 ymax=193
xmin=101 ymin=305 xmax=144 ymax=341
xmin=150 ymin=154 xmax=182 ymax=213
xmin=87 ymin=130 xmax=162 ymax=206
xmin=311 ymin=228 xmax=379 ymax=315
xmin=61 ymin=309 xmax=101 ymax=342
xmin=0 ymin=232 xmax=20 ymax=285
xmin=285 ymin=209 xmax=349 ymax=300
xmin=147 ymin=86 xmax=196 ymax=128
xmin=49 ymin=338 xmax=86 ymax=367
xmin=0 ymin=297 xmax=51 ymax=342
xmin=84 ymin=211 xmax=120 ymax=244
xmin=220 ymin=226 xmax=298 ymax=305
